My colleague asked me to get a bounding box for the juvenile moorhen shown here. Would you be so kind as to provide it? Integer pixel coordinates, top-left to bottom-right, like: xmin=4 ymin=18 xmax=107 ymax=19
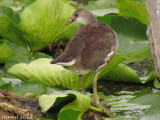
xmin=51 ymin=8 xmax=118 ymax=114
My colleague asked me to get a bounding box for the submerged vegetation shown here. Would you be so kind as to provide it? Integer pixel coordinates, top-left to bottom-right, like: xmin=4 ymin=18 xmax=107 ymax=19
xmin=0 ymin=0 xmax=159 ymax=120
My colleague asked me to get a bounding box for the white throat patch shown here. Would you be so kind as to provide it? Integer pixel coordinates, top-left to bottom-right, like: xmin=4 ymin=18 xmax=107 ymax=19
xmin=76 ymin=17 xmax=87 ymax=25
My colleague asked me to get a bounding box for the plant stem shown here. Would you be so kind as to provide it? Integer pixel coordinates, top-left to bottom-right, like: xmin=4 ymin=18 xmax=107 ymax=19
xmin=89 ymin=106 xmax=114 ymax=115
xmin=89 ymin=106 xmax=104 ymax=113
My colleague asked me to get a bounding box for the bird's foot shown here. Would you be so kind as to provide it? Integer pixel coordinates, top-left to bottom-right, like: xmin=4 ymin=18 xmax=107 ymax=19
xmin=91 ymin=97 xmax=114 ymax=118
xmin=97 ymin=105 xmax=114 ymax=118
xmin=81 ymin=89 xmax=86 ymax=95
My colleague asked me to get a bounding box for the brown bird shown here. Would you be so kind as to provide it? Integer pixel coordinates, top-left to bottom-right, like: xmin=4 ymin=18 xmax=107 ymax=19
xmin=51 ymin=8 xmax=118 ymax=114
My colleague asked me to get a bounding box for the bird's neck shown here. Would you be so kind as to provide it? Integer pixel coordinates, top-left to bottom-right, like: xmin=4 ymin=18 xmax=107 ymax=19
xmin=83 ymin=17 xmax=99 ymax=25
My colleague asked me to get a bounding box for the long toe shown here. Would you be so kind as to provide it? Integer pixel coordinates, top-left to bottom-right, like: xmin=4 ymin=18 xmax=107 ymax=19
xmin=81 ymin=89 xmax=86 ymax=95
xmin=98 ymin=105 xmax=114 ymax=118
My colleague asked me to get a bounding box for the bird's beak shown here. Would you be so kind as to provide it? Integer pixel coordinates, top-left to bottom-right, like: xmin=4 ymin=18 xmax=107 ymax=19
xmin=66 ymin=18 xmax=74 ymax=26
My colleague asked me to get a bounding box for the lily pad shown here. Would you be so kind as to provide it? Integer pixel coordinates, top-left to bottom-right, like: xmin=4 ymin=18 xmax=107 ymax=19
xmin=0 ymin=41 xmax=18 ymax=63
xmin=0 ymin=40 xmax=28 ymax=63
xmin=15 ymin=80 xmax=47 ymax=98
xmin=58 ymin=94 xmax=91 ymax=120
xmin=0 ymin=81 xmax=15 ymax=92
xmin=99 ymin=92 xmax=149 ymax=119
xmin=39 ymin=93 xmax=76 ymax=112
xmin=39 ymin=93 xmax=90 ymax=120
xmin=78 ymin=0 xmax=119 ymax=16
xmin=102 ymin=63 xmax=142 ymax=83
xmin=0 ymin=0 xmax=80 ymax=52
xmin=116 ymin=1 xmax=149 ymax=25
xmin=4 ymin=52 xmax=52 ymax=72
xmin=18 ymin=0 xmax=79 ymax=52
xmin=98 ymin=15 xmax=150 ymax=63
xmin=6 ymin=54 xmax=125 ymax=91
xmin=0 ymin=6 xmax=28 ymax=49
xmin=130 ymin=94 xmax=160 ymax=120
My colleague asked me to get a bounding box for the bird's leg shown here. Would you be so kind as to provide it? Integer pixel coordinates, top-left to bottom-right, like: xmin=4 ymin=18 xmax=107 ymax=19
xmin=79 ymin=75 xmax=86 ymax=94
xmin=93 ymin=73 xmax=99 ymax=107
xmin=93 ymin=71 xmax=114 ymax=117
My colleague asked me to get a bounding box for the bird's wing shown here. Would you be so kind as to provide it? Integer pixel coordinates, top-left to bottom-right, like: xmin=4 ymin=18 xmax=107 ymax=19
xmin=50 ymin=27 xmax=87 ymax=64
xmin=51 ymin=23 xmax=117 ymax=68
xmin=80 ymin=23 xmax=117 ymax=69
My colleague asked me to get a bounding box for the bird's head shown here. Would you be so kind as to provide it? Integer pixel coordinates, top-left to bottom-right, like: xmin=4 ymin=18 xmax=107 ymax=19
xmin=66 ymin=8 xmax=98 ymax=26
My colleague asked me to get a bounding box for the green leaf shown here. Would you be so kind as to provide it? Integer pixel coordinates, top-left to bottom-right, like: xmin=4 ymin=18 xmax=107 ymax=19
xmin=0 ymin=77 xmax=6 ymax=86
xmin=39 ymin=93 xmax=76 ymax=112
xmin=21 ymin=0 xmax=37 ymax=7
xmin=0 ymin=6 xmax=21 ymax=25
xmin=115 ymin=116 xmax=132 ymax=120
xmin=0 ymin=41 xmax=18 ymax=63
xmin=98 ymin=53 xmax=126 ymax=78
xmin=1 ymin=77 xmax=21 ymax=86
xmin=4 ymin=52 xmax=51 ymax=72
xmin=143 ymin=73 xmax=158 ymax=83
xmin=4 ymin=54 xmax=33 ymax=72
xmin=124 ymin=46 xmax=152 ymax=64
xmin=116 ymin=1 xmax=149 ymax=25
xmin=154 ymin=79 xmax=160 ymax=89
xmin=146 ymin=65 xmax=156 ymax=76
xmin=130 ymin=94 xmax=160 ymax=120
xmin=78 ymin=0 xmax=119 ymax=16
xmin=0 ymin=82 xmax=15 ymax=92
xmin=98 ymin=15 xmax=150 ymax=63
xmin=33 ymin=52 xmax=53 ymax=59
xmin=15 ymin=80 xmax=47 ymax=98
xmin=0 ymin=40 xmax=28 ymax=64
xmin=0 ymin=6 xmax=28 ymax=49
xmin=58 ymin=94 xmax=91 ymax=120
xmin=18 ymin=0 xmax=79 ymax=52
xmin=58 ymin=109 xmax=81 ymax=120
xmin=99 ymin=92 xmax=148 ymax=119
xmin=39 ymin=94 xmax=90 ymax=120
xmin=102 ymin=63 xmax=142 ymax=83
xmin=6 ymin=53 xmax=125 ymax=90
xmin=0 ymin=0 xmax=23 ymax=9
xmin=141 ymin=65 xmax=158 ymax=83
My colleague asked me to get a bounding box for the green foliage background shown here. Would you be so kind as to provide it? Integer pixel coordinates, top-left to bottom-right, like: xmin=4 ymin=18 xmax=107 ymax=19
xmin=0 ymin=0 xmax=159 ymax=120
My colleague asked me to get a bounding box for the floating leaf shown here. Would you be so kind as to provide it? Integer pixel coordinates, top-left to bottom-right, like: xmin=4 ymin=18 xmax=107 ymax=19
xmin=58 ymin=109 xmax=81 ymax=120
xmin=21 ymin=0 xmax=37 ymax=7
xmin=98 ymin=15 xmax=150 ymax=63
xmin=99 ymin=92 xmax=149 ymax=119
xmin=0 ymin=78 xmax=7 ymax=86
xmin=39 ymin=93 xmax=76 ymax=112
xmin=0 ymin=82 xmax=15 ymax=92
xmin=0 ymin=40 xmax=28 ymax=63
xmin=15 ymin=80 xmax=47 ymax=98
xmin=0 ymin=41 xmax=18 ymax=63
xmin=0 ymin=6 xmax=28 ymax=49
xmin=0 ymin=0 xmax=23 ymax=9
xmin=102 ymin=63 xmax=142 ymax=83
xmin=58 ymin=94 xmax=91 ymax=120
xmin=0 ymin=1 xmax=80 ymax=52
xmin=130 ymin=94 xmax=160 ymax=120
xmin=116 ymin=1 xmax=149 ymax=25
xmin=39 ymin=93 xmax=90 ymax=120
xmin=7 ymin=54 xmax=125 ymax=90
xmin=18 ymin=0 xmax=79 ymax=52
xmin=4 ymin=52 xmax=52 ymax=72
xmin=154 ymin=79 xmax=160 ymax=89
xmin=78 ymin=0 xmax=119 ymax=16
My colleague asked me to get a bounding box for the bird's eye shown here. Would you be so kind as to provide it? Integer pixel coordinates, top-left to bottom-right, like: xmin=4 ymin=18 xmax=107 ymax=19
xmin=75 ymin=13 xmax=79 ymax=17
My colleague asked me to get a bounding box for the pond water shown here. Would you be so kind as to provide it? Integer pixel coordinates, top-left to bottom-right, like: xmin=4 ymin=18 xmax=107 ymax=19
xmin=97 ymin=80 xmax=154 ymax=119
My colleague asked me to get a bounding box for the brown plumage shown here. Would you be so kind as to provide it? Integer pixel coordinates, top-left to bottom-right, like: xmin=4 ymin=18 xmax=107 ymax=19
xmin=51 ymin=23 xmax=117 ymax=72
xmin=50 ymin=8 xmax=118 ymax=115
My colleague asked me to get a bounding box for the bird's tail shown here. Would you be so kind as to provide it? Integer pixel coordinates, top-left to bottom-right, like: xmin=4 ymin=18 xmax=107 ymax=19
xmin=50 ymin=54 xmax=75 ymax=66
